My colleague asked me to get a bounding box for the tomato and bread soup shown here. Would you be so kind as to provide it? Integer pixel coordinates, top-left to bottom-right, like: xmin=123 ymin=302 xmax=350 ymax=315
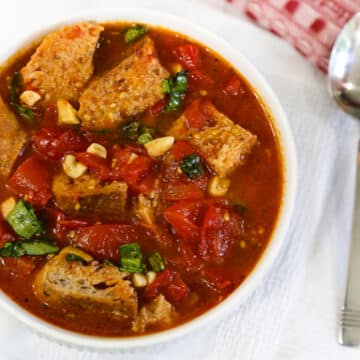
xmin=0 ymin=22 xmax=282 ymax=336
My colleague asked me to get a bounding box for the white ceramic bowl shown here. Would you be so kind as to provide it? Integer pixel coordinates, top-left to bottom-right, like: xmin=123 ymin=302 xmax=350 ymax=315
xmin=0 ymin=8 xmax=297 ymax=350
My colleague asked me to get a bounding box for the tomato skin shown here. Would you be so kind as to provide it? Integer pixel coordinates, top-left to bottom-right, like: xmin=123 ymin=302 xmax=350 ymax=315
xmin=111 ymin=146 xmax=155 ymax=194
xmin=149 ymin=98 xmax=168 ymax=117
xmin=199 ymin=203 xmax=242 ymax=264
xmin=76 ymin=152 xmax=111 ymax=180
xmin=32 ymin=128 xmax=87 ymax=160
xmin=173 ymin=44 xmax=201 ymax=69
xmin=73 ymin=224 xmax=153 ymax=262
xmin=170 ymin=140 xmax=200 ymax=161
xmin=8 ymin=156 xmax=52 ymax=207
xmin=223 ymin=75 xmax=245 ymax=96
xmin=188 ymin=69 xmax=214 ymax=89
xmin=163 ymin=201 xmax=203 ymax=241
xmin=163 ymin=182 xmax=205 ymax=201
xmin=183 ymin=99 xmax=215 ymax=129
xmin=144 ymin=269 xmax=189 ymax=304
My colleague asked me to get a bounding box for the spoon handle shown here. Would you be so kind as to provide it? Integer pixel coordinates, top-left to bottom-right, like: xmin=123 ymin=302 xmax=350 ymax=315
xmin=339 ymin=141 xmax=360 ymax=346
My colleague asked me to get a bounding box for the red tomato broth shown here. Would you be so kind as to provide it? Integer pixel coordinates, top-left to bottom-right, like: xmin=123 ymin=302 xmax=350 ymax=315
xmin=0 ymin=23 xmax=283 ymax=336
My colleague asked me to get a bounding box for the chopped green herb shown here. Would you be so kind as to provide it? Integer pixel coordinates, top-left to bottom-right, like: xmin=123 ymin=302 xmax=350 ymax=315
xmin=180 ymin=153 xmax=204 ymax=179
xmin=162 ymin=71 xmax=188 ymax=111
xmin=9 ymin=72 xmax=35 ymax=122
xmin=6 ymin=200 xmax=43 ymax=239
xmin=66 ymin=253 xmax=88 ymax=264
xmin=137 ymin=126 xmax=153 ymax=145
xmin=119 ymin=243 xmax=144 ymax=273
xmin=122 ymin=121 xmax=141 ymax=141
xmin=124 ymin=24 xmax=148 ymax=44
xmin=148 ymin=252 xmax=165 ymax=272
xmin=0 ymin=240 xmax=58 ymax=258
xmin=122 ymin=121 xmax=154 ymax=145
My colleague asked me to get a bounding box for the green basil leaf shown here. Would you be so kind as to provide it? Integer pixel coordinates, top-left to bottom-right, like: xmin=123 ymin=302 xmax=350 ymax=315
xmin=124 ymin=25 xmax=148 ymax=44
xmin=148 ymin=251 xmax=165 ymax=272
xmin=119 ymin=243 xmax=144 ymax=273
xmin=180 ymin=153 xmax=204 ymax=179
xmin=0 ymin=240 xmax=58 ymax=258
xmin=66 ymin=253 xmax=88 ymax=264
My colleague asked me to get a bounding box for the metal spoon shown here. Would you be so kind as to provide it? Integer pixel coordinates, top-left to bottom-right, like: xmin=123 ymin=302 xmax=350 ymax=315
xmin=328 ymin=12 xmax=360 ymax=346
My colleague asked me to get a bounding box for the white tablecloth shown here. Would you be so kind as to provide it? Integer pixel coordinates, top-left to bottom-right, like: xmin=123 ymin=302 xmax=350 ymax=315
xmin=0 ymin=1 xmax=360 ymax=359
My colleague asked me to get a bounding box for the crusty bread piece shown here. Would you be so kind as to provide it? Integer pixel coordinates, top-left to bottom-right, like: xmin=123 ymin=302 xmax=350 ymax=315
xmin=34 ymin=246 xmax=137 ymax=320
xmin=52 ymin=172 xmax=128 ymax=221
xmin=78 ymin=37 xmax=170 ymax=130
xmin=168 ymin=101 xmax=257 ymax=177
xmin=132 ymin=294 xmax=176 ymax=332
xmin=20 ymin=22 xmax=103 ymax=104
xmin=0 ymin=96 xmax=27 ymax=179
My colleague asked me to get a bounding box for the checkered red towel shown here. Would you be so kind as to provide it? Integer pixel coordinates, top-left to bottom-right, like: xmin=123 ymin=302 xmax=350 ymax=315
xmin=226 ymin=0 xmax=360 ymax=71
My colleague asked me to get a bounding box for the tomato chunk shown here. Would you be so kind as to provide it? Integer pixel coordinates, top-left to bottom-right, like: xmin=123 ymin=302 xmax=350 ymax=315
xmin=184 ymin=99 xmax=215 ymax=129
xmin=199 ymin=203 xmax=243 ymax=264
xmin=173 ymin=44 xmax=201 ymax=69
xmin=73 ymin=224 xmax=154 ymax=262
xmin=32 ymin=128 xmax=87 ymax=160
xmin=163 ymin=200 xmax=204 ymax=240
xmin=76 ymin=152 xmax=111 ymax=180
xmin=111 ymin=146 xmax=155 ymax=194
xmin=188 ymin=69 xmax=214 ymax=89
xmin=8 ymin=156 xmax=52 ymax=207
xmin=144 ymin=269 xmax=189 ymax=304
xmin=170 ymin=140 xmax=200 ymax=161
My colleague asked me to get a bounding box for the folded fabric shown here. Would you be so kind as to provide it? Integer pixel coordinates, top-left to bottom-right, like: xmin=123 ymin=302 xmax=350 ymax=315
xmin=225 ymin=0 xmax=360 ymax=71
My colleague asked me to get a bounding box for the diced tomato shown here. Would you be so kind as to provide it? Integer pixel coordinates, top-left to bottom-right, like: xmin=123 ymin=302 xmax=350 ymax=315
xmin=76 ymin=152 xmax=111 ymax=180
xmin=144 ymin=269 xmax=189 ymax=304
xmin=163 ymin=200 xmax=204 ymax=240
xmin=177 ymin=241 xmax=202 ymax=272
xmin=173 ymin=44 xmax=201 ymax=69
xmin=32 ymin=128 xmax=87 ymax=160
xmin=73 ymin=224 xmax=154 ymax=262
xmin=170 ymin=140 xmax=200 ymax=161
xmin=163 ymin=181 xmax=205 ymax=201
xmin=199 ymin=203 xmax=242 ymax=264
xmin=8 ymin=156 xmax=52 ymax=207
xmin=188 ymin=69 xmax=214 ymax=89
xmin=0 ymin=257 xmax=37 ymax=278
xmin=183 ymin=99 xmax=216 ymax=129
xmin=111 ymin=146 xmax=155 ymax=194
xmin=223 ymin=75 xmax=245 ymax=96
xmin=0 ymin=221 xmax=16 ymax=248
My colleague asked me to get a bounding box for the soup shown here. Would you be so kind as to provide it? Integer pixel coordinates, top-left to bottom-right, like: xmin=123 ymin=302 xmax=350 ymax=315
xmin=0 ymin=21 xmax=282 ymax=336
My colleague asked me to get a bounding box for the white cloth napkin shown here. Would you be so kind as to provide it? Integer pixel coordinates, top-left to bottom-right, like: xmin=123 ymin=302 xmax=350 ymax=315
xmin=0 ymin=1 xmax=359 ymax=359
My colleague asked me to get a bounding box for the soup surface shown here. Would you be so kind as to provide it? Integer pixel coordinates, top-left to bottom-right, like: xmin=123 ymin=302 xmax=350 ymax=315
xmin=0 ymin=21 xmax=282 ymax=336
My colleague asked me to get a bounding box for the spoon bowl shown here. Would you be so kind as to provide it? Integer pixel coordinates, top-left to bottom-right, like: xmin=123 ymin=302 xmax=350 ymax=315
xmin=329 ymin=12 xmax=360 ymax=118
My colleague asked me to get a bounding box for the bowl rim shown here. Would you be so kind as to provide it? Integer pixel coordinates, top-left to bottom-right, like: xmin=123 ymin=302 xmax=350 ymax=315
xmin=0 ymin=7 xmax=297 ymax=350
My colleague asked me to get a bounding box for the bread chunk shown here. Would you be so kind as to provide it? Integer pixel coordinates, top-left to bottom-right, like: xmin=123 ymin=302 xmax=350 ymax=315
xmin=168 ymin=101 xmax=257 ymax=177
xmin=132 ymin=294 xmax=175 ymax=332
xmin=34 ymin=246 xmax=137 ymax=320
xmin=78 ymin=37 xmax=170 ymax=130
xmin=20 ymin=22 xmax=103 ymax=104
xmin=0 ymin=96 xmax=27 ymax=179
xmin=52 ymin=172 xmax=128 ymax=221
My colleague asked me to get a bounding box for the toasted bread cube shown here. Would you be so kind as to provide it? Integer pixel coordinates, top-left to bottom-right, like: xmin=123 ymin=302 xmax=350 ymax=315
xmin=20 ymin=22 xmax=103 ymax=104
xmin=132 ymin=294 xmax=175 ymax=332
xmin=168 ymin=101 xmax=257 ymax=177
xmin=0 ymin=96 xmax=27 ymax=180
xmin=34 ymin=246 xmax=137 ymax=320
xmin=52 ymin=172 xmax=128 ymax=221
xmin=78 ymin=37 xmax=170 ymax=130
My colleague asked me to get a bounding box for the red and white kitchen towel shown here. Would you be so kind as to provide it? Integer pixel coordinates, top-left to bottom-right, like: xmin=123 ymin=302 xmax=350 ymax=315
xmin=224 ymin=0 xmax=360 ymax=71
